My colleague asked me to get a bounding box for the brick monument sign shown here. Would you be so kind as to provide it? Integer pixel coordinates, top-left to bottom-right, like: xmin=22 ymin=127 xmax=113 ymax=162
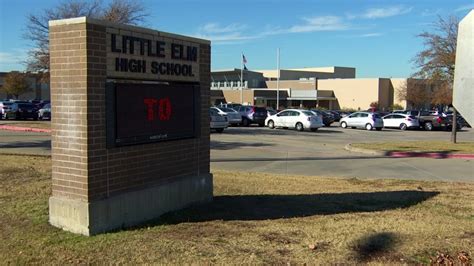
xmin=48 ymin=17 xmax=212 ymax=235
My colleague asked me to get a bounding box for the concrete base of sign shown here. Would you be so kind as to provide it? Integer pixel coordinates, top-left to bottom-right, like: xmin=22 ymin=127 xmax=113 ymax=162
xmin=49 ymin=174 xmax=213 ymax=236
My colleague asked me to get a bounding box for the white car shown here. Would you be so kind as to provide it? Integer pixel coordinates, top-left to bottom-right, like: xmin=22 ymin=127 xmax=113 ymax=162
xmin=210 ymin=108 xmax=228 ymax=133
xmin=339 ymin=112 xmax=383 ymax=131
xmin=265 ymin=109 xmax=324 ymax=131
xmin=211 ymin=106 xmax=241 ymax=126
xmin=382 ymin=113 xmax=419 ymax=130
xmin=0 ymin=101 xmax=13 ymax=119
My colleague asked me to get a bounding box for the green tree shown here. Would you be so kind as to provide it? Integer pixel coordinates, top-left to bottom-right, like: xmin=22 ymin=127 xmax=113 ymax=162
xmin=24 ymin=0 xmax=148 ymax=81
xmin=2 ymin=72 xmax=31 ymax=99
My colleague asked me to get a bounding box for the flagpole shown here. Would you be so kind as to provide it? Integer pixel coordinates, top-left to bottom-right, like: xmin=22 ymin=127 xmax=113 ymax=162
xmin=240 ymin=52 xmax=244 ymax=104
xmin=276 ymin=48 xmax=280 ymax=110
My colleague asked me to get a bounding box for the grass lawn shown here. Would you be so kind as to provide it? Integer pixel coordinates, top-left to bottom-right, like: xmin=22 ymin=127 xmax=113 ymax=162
xmin=0 ymin=120 xmax=51 ymax=129
xmin=352 ymin=141 xmax=474 ymax=154
xmin=1 ymin=155 xmax=473 ymax=264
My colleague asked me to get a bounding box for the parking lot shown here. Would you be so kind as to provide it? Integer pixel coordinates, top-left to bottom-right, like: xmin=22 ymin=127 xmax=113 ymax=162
xmin=211 ymin=124 xmax=474 ymax=182
xmin=1 ymin=121 xmax=473 ymax=182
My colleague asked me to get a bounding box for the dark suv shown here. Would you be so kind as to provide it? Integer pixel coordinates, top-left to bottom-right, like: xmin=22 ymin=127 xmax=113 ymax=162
xmin=237 ymin=105 xmax=268 ymax=126
xmin=4 ymin=102 xmax=38 ymax=120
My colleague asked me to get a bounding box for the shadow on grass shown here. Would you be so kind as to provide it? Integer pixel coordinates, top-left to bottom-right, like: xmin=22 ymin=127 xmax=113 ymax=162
xmin=157 ymin=190 xmax=439 ymax=224
xmin=352 ymin=232 xmax=400 ymax=262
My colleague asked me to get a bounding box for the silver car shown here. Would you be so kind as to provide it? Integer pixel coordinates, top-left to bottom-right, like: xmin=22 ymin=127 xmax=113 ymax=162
xmin=339 ymin=112 xmax=383 ymax=131
xmin=211 ymin=106 xmax=241 ymax=126
xmin=210 ymin=108 xmax=228 ymax=133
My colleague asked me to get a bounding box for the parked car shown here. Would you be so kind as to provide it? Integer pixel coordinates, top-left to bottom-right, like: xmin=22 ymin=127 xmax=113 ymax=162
xmin=266 ymin=109 xmax=324 ymax=131
xmin=328 ymin=110 xmax=341 ymax=122
xmin=266 ymin=108 xmax=277 ymax=117
xmin=0 ymin=101 xmax=13 ymax=119
xmin=382 ymin=113 xmax=419 ymax=130
xmin=218 ymin=102 xmax=242 ymax=110
xmin=4 ymin=102 xmax=38 ymax=120
xmin=310 ymin=109 xmax=335 ymax=126
xmin=236 ymin=105 xmax=268 ymax=126
xmin=209 ymin=108 xmax=228 ymax=133
xmin=211 ymin=106 xmax=241 ymax=126
xmin=339 ymin=112 xmax=383 ymax=130
xmin=395 ymin=110 xmax=456 ymax=131
xmin=38 ymin=103 xmax=51 ymax=120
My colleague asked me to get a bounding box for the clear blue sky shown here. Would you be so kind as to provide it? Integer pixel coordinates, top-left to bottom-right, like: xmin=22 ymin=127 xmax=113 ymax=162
xmin=0 ymin=0 xmax=472 ymax=77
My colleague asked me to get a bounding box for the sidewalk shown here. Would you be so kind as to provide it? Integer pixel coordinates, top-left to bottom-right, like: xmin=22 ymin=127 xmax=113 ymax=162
xmin=0 ymin=124 xmax=52 ymax=133
xmin=0 ymin=120 xmax=51 ymax=133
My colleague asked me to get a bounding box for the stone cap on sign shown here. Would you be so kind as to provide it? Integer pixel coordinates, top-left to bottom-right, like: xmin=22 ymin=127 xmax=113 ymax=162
xmin=48 ymin=16 xmax=211 ymax=45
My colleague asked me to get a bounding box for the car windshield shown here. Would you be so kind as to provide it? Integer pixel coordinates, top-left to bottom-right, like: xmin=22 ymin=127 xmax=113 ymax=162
xmin=302 ymin=111 xmax=314 ymax=116
xmin=372 ymin=113 xmax=381 ymax=118
xmin=254 ymin=107 xmax=267 ymax=113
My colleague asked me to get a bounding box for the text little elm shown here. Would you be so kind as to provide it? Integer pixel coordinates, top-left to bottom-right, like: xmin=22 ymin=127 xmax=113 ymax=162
xmin=111 ymin=33 xmax=198 ymax=77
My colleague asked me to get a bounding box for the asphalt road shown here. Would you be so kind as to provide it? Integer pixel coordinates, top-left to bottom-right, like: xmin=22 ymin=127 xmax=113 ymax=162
xmin=210 ymin=125 xmax=474 ymax=182
xmin=1 ymin=123 xmax=473 ymax=182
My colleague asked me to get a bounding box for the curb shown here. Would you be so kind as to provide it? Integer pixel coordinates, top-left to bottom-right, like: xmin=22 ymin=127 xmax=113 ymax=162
xmin=0 ymin=125 xmax=52 ymax=133
xmin=345 ymin=143 xmax=474 ymax=160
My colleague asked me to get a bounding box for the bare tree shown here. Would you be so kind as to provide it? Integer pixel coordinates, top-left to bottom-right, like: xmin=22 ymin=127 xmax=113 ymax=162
xmin=396 ymin=79 xmax=432 ymax=110
xmin=24 ymin=0 xmax=148 ymax=79
xmin=2 ymin=72 xmax=31 ymax=99
xmin=413 ymin=16 xmax=458 ymax=85
xmin=411 ymin=15 xmax=459 ymax=142
xmin=102 ymin=0 xmax=147 ymax=25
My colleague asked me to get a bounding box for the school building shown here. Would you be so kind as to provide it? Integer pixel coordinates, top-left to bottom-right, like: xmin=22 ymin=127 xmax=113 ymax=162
xmin=210 ymin=66 xmax=414 ymax=111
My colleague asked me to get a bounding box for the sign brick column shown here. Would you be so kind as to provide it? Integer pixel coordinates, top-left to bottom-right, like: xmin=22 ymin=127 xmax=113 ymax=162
xmin=49 ymin=17 xmax=212 ymax=235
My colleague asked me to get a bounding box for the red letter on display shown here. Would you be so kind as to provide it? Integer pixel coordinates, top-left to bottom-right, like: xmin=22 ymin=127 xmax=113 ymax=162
xmin=159 ymin=97 xmax=172 ymax=121
xmin=143 ymin=98 xmax=158 ymax=121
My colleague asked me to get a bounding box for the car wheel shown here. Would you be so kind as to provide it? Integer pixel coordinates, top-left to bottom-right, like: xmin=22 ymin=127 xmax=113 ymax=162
xmin=340 ymin=121 xmax=347 ymax=128
xmin=295 ymin=122 xmax=304 ymax=131
xmin=399 ymin=123 xmax=407 ymax=130
xmin=365 ymin=123 xmax=373 ymax=130
xmin=310 ymin=128 xmax=318 ymax=132
xmin=242 ymin=118 xmax=250 ymax=127
xmin=215 ymin=128 xmax=224 ymax=133
xmin=268 ymin=120 xmax=275 ymax=129
xmin=376 ymin=127 xmax=382 ymax=131
xmin=424 ymin=122 xmax=433 ymax=131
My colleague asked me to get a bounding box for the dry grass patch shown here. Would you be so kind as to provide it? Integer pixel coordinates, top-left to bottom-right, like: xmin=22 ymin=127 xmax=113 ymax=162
xmin=352 ymin=141 xmax=474 ymax=154
xmin=0 ymin=155 xmax=473 ymax=264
